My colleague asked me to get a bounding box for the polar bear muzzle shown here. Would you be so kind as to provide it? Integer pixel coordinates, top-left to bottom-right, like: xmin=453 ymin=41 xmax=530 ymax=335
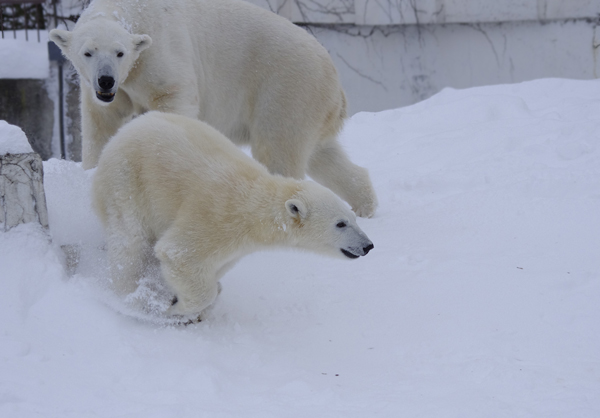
xmin=96 ymin=75 xmax=116 ymax=102
xmin=341 ymin=242 xmax=374 ymax=259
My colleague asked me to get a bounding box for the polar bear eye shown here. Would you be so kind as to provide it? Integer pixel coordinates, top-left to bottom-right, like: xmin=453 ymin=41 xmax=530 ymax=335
xmin=336 ymin=221 xmax=347 ymax=229
xmin=84 ymin=52 xmax=92 ymax=57
xmin=117 ymin=52 xmax=124 ymax=58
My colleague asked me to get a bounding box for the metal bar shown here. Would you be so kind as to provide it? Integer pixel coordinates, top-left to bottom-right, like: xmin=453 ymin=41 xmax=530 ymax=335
xmin=24 ymin=6 xmax=28 ymax=41
xmin=52 ymin=0 xmax=67 ymax=159
xmin=58 ymin=63 xmax=65 ymax=159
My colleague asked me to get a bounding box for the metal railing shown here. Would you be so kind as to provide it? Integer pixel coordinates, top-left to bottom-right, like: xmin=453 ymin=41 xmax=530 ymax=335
xmin=0 ymin=0 xmax=46 ymax=41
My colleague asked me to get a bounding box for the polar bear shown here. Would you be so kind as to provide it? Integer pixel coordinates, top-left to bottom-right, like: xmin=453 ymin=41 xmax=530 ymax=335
xmin=50 ymin=0 xmax=377 ymax=218
xmin=92 ymin=112 xmax=374 ymax=320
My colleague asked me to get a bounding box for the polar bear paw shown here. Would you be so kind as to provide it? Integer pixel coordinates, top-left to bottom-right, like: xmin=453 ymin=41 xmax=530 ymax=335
xmin=351 ymin=190 xmax=378 ymax=218
xmin=353 ymin=202 xmax=376 ymax=218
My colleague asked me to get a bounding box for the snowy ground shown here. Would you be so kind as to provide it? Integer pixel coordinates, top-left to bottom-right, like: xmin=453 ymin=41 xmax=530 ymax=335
xmin=1 ymin=78 xmax=599 ymax=417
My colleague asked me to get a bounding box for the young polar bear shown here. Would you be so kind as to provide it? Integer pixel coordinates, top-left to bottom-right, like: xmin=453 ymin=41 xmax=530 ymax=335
xmin=50 ymin=0 xmax=377 ymax=217
xmin=93 ymin=112 xmax=374 ymax=320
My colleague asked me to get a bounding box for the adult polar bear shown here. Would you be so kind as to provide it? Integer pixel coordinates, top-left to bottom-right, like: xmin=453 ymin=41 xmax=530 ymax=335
xmin=93 ymin=111 xmax=374 ymax=319
xmin=49 ymin=0 xmax=377 ymax=217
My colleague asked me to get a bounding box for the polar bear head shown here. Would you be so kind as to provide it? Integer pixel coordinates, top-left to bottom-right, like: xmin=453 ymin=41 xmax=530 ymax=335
xmin=285 ymin=182 xmax=374 ymax=260
xmin=49 ymin=19 xmax=151 ymax=105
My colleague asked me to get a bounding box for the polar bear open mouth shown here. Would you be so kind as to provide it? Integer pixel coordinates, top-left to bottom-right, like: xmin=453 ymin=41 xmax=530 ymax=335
xmin=96 ymin=91 xmax=115 ymax=102
xmin=341 ymin=248 xmax=360 ymax=259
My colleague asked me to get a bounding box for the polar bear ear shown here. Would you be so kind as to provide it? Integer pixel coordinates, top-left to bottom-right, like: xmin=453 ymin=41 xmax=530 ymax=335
xmin=132 ymin=34 xmax=152 ymax=52
xmin=49 ymin=29 xmax=72 ymax=51
xmin=285 ymin=199 xmax=307 ymax=219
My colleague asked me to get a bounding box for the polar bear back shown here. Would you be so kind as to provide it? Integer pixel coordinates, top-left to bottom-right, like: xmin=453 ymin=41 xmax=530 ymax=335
xmin=93 ymin=111 xmax=287 ymax=239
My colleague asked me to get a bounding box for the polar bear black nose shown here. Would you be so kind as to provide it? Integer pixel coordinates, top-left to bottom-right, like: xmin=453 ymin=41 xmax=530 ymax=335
xmin=98 ymin=75 xmax=115 ymax=90
xmin=363 ymin=243 xmax=374 ymax=255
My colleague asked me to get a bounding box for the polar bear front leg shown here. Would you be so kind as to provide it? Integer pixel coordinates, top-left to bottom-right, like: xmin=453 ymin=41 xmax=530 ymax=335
xmin=160 ymin=258 xmax=220 ymax=319
xmin=81 ymin=87 xmax=134 ymax=169
xmin=154 ymin=235 xmax=220 ymax=319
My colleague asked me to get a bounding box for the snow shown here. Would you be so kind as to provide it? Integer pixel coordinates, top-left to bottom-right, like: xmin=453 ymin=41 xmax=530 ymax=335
xmin=0 ymin=120 xmax=33 ymax=154
xmin=0 ymin=30 xmax=49 ymax=79
xmin=1 ymin=78 xmax=599 ymax=417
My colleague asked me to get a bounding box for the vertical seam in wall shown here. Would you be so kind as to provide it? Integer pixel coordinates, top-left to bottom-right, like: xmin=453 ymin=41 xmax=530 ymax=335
xmin=593 ymin=24 xmax=600 ymax=79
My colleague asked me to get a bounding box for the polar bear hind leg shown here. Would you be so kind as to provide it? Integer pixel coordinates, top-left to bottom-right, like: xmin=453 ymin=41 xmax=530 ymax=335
xmin=104 ymin=210 xmax=154 ymax=297
xmin=249 ymin=113 xmax=377 ymax=217
xmin=307 ymin=139 xmax=378 ymax=218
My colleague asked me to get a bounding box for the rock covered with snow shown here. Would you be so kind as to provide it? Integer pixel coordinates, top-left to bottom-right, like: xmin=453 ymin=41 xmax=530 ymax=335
xmin=1 ymin=120 xmax=47 ymax=232
xmin=0 ymin=120 xmax=33 ymax=155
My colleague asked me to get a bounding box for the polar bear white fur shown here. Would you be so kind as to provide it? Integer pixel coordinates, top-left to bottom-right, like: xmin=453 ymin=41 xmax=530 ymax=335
xmin=50 ymin=0 xmax=377 ymax=217
xmin=92 ymin=112 xmax=374 ymax=319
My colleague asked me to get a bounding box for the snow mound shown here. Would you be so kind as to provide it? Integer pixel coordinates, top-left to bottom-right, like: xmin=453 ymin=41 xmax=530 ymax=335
xmin=0 ymin=120 xmax=33 ymax=154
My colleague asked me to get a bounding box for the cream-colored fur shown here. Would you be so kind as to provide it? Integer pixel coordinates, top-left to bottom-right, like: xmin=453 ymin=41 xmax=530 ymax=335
xmin=50 ymin=0 xmax=377 ymax=217
xmin=93 ymin=112 xmax=374 ymax=319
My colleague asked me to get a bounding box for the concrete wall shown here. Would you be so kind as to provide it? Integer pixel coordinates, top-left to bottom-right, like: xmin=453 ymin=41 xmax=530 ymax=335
xmin=0 ymin=65 xmax=81 ymax=162
xmin=247 ymin=0 xmax=600 ymax=25
xmin=248 ymin=0 xmax=600 ymax=113
xmin=0 ymin=78 xmax=54 ymax=160
xmin=312 ymin=18 xmax=600 ymax=114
